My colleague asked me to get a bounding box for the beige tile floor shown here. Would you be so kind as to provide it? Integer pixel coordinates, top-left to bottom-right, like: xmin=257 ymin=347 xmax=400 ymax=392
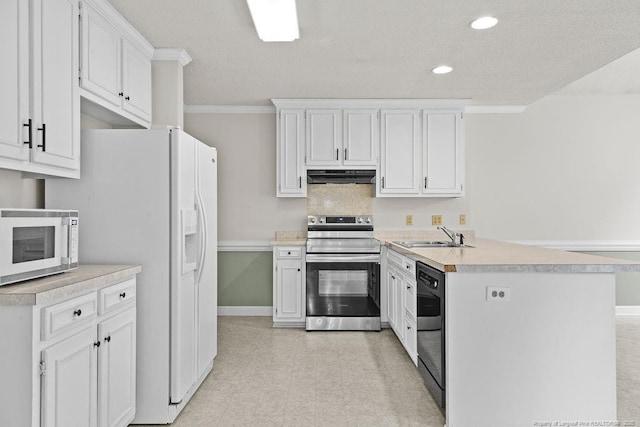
xmin=141 ymin=316 xmax=640 ymax=427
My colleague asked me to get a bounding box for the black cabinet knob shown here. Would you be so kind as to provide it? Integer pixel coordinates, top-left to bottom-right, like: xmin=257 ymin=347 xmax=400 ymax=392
xmin=125 ymin=96 xmax=130 ymax=101
xmin=73 ymin=309 xmax=82 ymax=317
xmin=118 ymin=92 xmax=123 ymax=97
xmin=120 ymin=292 xmax=126 ymax=299
xmin=94 ymin=341 xmax=101 ymax=348
xmin=104 ymin=336 xmax=111 ymax=343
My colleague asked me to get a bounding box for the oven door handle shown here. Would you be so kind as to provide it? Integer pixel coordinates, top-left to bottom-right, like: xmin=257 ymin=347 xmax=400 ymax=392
xmin=306 ymin=254 xmax=381 ymax=263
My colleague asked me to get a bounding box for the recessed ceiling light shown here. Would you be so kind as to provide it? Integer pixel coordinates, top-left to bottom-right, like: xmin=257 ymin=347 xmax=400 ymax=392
xmin=432 ymin=65 xmax=453 ymax=75
xmin=470 ymin=16 xmax=498 ymax=30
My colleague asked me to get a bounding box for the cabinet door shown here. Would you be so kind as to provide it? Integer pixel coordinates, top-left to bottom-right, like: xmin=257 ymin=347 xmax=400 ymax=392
xmin=343 ymin=109 xmax=378 ymax=166
xmin=30 ymin=0 xmax=80 ymax=173
xmin=98 ymin=308 xmax=136 ymax=427
xmin=306 ymin=109 xmax=341 ymax=166
xmin=394 ymin=274 xmax=405 ymax=342
xmin=275 ymin=259 xmax=304 ymax=320
xmin=423 ymin=112 xmax=462 ymax=194
xmin=386 ymin=268 xmax=396 ymax=329
xmin=379 ymin=110 xmax=420 ymax=195
xmin=277 ymin=110 xmax=306 ymax=196
xmin=121 ymin=39 xmax=152 ymax=123
xmin=0 ymin=0 xmax=30 ymax=163
xmin=41 ymin=326 xmax=98 ymax=427
xmin=80 ymin=2 xmax=121 ymax=107
xmin=404 ymin=315 xmax=418 ymax=366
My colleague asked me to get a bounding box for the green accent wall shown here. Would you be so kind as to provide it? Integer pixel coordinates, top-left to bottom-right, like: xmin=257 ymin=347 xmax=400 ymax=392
xmin=578 ymin=251 xmax=640 ymax=306
xmin=218 ymin=252 xmax=272 ymax=306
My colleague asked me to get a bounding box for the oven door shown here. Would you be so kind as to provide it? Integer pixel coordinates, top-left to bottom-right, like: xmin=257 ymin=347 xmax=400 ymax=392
xmin=0 ymin=213 xmax=71 ymax=285
xmin=306 ymin=254 xmax=380 ymax=319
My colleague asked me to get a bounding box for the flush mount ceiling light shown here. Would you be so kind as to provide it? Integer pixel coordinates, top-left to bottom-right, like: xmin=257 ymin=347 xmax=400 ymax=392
xmin=432 ymin=65 xmax=453 ymax=75
xmin=246 ymin=0 xmax=299 ymax=42
xmin=470 ymin=16 xmax=498 ymax=30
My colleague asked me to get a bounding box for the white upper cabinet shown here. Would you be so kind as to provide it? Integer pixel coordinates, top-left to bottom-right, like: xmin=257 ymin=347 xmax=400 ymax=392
xmin=306 ymin=109 xmax=341 ymax=166
xmin=273 ymin=99 xmax=466 ymax=198
xmin=343 ymin=109 xmax=378 ymax=166
xmin=277 ymin=109 xmax=306 ymax=197
xmin=305 ymin=108 xmax=378 ymax=168
xmin=80 ymin=0 xmax=153 ymax=127
xmin=423 ymin=112 xmax=462 ymax=195
xmin=378 ymin=110 xmax=421 ymax=195
xmin=31 ymin=0 xmax=81 ymax=173
xmin=0 ymin=0 xmax=30 ymax=164
xmin=0 ymin=0 xmax=80 ymax=179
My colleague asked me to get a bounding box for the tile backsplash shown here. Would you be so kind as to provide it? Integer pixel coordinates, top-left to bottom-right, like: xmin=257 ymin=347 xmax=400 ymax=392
xmin=307 ymin=184 xmax=374 ymax=215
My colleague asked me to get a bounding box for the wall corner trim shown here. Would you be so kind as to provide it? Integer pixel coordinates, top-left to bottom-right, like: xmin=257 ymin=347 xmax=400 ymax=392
xmin=152 ymin=48 xmax=193 ymax=66
xmin=616 ymin=306 xmax=640 ymax=316
xmin=218 ymin=306 xmax=272 ymax=316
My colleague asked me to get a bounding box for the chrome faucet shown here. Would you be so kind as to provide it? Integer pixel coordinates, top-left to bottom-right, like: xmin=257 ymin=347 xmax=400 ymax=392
xmin=438 ymin=226 xmax=464 ymax=246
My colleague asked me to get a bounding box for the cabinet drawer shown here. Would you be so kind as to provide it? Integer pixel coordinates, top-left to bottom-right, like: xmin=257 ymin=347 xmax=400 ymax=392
xmin=277 ymin=248 xmax=302 ymax=259
xmin=405 ymin=281 xmax=417 ymax=318
xmin=387 ymin=250 xmax=404 ymax=269
xmin=99 ymin=278 xmax=136 ymax=314
xmin=401 ymin=258 xmax=415 ymax=276
xmin=41 ymin=293 xmax=97 ymax=340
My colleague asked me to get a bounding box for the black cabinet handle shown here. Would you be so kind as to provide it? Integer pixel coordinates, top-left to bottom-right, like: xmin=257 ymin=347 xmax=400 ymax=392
xmin=119 ymin=292 xmax=126 ymax=299
xmin=118 ymin=92 xmax=123 ymax=97
xmin=336 ymin=148 xmax=339 ymax=160
xmin=287 ymin=251 xmax=291 ymax=255
xmin=125 ymin=96 xmax=130 ymax=101
xmin=424 ymin=177 xmax=427 ymax=189
xmin=104 ymin=336 xmax=111 ymax=343
xmin=407 ymin=285 xmax=411 ymax=289
xmin=23 ymin=119 xmax=32 ymax=149
xmin=344 ymin=148 xmax=347 ymax=160
xmin=297 ymin=268 xmax=301 ymax=272
xmin=94 ymin=341 xmax=101 ymax=348
xmin=73 ymin=309 xmax=82 ymax=317
xmin=406 ymin=265 xmax=411 ymax=269
xmin=299 ymin=176 xmax=302 ymax=188
xmin=37 ymin=123 xmax=46 ymax=152
xmin=382 ymin=177 xmax=385 ymax=189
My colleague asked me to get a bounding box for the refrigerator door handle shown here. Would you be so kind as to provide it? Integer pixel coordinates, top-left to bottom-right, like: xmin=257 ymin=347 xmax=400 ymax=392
xmin=195 ymin=188 xmax=208 ymax=285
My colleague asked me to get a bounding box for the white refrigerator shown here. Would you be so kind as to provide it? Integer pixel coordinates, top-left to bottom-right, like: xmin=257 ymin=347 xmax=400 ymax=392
xmin=45 ymin=128 xmax=217 ymax=424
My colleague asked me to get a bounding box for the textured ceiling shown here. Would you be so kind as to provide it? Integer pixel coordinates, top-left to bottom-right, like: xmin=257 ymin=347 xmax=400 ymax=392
xmin=107 ymin=0 xmax=640 ymax=106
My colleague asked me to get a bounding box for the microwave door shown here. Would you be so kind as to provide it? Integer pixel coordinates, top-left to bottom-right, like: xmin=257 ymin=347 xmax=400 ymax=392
xmin=1 ymin=217 xmax=67 ymax=277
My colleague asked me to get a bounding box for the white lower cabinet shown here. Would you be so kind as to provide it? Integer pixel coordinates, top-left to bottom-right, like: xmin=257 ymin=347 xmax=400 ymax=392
xmin=0 ymin=275 xmax=137 ymax=427
xmin=385 ymin=248 xmax=417 ymax=365
xmin=41 ymin=326 xmax=99 ymax=427
xmin=273 ymin=246 xmax=306 ymax=326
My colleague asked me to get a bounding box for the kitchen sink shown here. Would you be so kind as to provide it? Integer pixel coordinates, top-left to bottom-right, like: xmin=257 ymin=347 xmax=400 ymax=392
xmin=393 ymin=241 xmax=474 ymax=248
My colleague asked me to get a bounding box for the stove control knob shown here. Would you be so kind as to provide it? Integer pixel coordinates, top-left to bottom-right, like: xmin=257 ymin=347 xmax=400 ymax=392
xmin=309 ymin=217 xmax=316 ymax=224
xmin=319 ymin=217 xmax=324 ymax=223
xmin=365 ymin=217 xmax=371 ymax=224
xmin=357 ymin=217 xmax=363 ymax=224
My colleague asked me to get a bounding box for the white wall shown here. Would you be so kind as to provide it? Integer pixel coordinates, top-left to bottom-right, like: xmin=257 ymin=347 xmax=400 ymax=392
xmin=466 ymin=94 xmax=640 ymax=241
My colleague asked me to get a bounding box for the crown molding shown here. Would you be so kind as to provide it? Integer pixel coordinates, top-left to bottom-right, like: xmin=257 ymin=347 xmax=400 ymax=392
xmin=184 ymin=105 xmax=275 ymax=114
xmin=464 ymin=105 xmax=527 ymax=114
xmin=151 ymin=48 xmax=193 ymax=66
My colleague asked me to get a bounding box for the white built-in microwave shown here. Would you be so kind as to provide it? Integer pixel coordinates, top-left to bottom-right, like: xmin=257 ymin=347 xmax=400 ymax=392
xmin=0 ymin=209 xmax=79 ymax=286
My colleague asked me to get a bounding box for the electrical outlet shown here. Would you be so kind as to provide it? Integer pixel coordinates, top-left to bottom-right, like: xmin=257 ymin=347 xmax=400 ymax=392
xmin=406 ymin=215 xmax=413 ymax=226
xmin=486 ymin=286 xmax=510 ymax=302
xmin=459 ymin=214 xmax=466 ymax=225
xmin=432 ymin=215 xmax=442 ymax=226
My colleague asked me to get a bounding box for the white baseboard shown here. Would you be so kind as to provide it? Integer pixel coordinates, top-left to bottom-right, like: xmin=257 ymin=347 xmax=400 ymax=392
xmin=218 ymin=306 xmax=272 ymax=316
xmin=616 ymin=306 xmax=640 ymax=316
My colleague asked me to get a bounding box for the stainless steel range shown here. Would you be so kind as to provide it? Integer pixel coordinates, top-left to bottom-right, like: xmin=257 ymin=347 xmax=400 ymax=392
xmin=305 ymin=215 xmax=381 ymax=331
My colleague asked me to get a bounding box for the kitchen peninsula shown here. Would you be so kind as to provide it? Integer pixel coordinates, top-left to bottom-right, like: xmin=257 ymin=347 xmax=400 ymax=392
xmin=382 ymin=236 xmax=640 ymax=427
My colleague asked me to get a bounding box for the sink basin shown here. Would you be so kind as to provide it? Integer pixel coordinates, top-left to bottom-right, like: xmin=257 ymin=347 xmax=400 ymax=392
xmin=393 ymin=241 xmax=474 ymax=248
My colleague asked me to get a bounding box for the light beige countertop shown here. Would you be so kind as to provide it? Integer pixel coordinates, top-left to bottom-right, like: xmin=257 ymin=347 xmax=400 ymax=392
xmin=383 ymin=237 xmax=640 ymax=273
xmin=0 ymin=265 xmax=142 ymax=306
xmin=271 ymin=231 xmax=307 ymax=246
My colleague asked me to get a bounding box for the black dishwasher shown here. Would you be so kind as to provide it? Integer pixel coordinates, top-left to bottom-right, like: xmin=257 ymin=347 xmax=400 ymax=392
xmin=416 ymin=261 xmax=446 ymax=411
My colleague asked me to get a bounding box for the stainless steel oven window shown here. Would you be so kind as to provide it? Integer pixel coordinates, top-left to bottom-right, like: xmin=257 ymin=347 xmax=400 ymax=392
xmin=318 ymin=270 xmax=368 ymax=296
xmin=13 ymin=226 xmax=55 ymax=264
